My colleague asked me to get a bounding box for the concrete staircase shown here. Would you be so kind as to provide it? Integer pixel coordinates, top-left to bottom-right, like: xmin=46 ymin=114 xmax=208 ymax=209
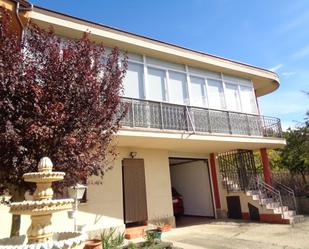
xmin=245 ymin=189 xmax=304 ymax=224
xmin=223 ymin=176 xmax=304 ymax=224
xmin=222 ymin=177 xmax=241 ymax=192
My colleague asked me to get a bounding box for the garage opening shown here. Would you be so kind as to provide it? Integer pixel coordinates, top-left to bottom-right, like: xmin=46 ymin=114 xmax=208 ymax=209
xmin=169 ymin=158 xmax=215 ymax=227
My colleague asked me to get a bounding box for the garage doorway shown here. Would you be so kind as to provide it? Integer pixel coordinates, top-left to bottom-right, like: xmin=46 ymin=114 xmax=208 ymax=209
xmin=169 ymin=158 xmax=215 ymax=226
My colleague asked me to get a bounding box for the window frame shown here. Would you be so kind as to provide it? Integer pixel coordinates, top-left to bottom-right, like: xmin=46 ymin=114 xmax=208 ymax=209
xmin=122 ymin=54 xmax=259 ymax=114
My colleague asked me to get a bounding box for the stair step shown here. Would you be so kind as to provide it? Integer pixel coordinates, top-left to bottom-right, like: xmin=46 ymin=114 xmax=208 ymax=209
xmin=226 ymin=182 xmax=239 ymax=187
xmin=245 ymin=190 xmax=254 ymax=196
xmin=260 ymin=198 xmax=274 ymax=205
xmin=272 ymin=206 xmax=289 ymax=213
xmin=289 ymin=215 xmax=306 ymax=224
xmin=251 ymin=194 xmax=260 ymax=200
xmin=246 ymin=190 xmax=268 ymax=199
xmin=247 ymin=190 xmax=260 ymax=196
xmin=266 ymin=202 xmax=282 ymax=209
xmin=282 ymin=210 xmax=296 ymax=218
xmin=251 ymin=194 xmax=267 ymax=201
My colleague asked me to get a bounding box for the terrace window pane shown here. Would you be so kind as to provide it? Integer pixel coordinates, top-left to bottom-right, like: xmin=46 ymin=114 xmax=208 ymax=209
xmin=190 ymin=76 xmax=206 ymax=107
xmin=225 ymin=83 xmax=241 ymax=112
xmin=168 ymin=71 xmax=188 ymax=104
xmin=123 ymin=62 xmax=144 ymax=99
xmin=147 ymin=67 xmax=166 ymax=101
xmin=239 ymin=86 xmax=258 ymax=114
xmin=207 ymin=79 xmax=225 ymax=109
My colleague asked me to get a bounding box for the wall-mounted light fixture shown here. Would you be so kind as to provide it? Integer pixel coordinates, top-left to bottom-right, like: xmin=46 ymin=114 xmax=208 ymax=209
xmin=130 ymin=152 xmax=137 ymax=159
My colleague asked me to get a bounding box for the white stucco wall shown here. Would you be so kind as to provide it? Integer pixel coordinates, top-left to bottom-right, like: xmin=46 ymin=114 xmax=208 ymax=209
xmin=118 ymin=148 xmax=174 ymax=223
xmin=170 ymin=160 xmax=214 ymax=217
xmin=0 ymin=147 xmax=174 ymax=239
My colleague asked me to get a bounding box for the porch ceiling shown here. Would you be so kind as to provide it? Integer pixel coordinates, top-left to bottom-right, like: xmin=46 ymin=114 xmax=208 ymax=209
xmin=115 ymin=129 xmax=286 ymax=154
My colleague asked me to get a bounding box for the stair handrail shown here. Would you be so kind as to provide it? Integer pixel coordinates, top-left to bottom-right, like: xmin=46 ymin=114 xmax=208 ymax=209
xmin=272 ymin=179 xmax=297 ymax=212
xmin=272 ymin=179 xmax=294 ymax=194
xmin=247 ymin=175 xmax=285 ymax=218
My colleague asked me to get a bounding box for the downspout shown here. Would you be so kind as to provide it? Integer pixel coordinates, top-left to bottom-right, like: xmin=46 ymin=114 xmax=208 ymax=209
xmin=15 ymin=0 xmax=33 ymax=37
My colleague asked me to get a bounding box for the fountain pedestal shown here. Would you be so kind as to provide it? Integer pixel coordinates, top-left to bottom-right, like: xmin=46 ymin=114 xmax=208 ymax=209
xmin=27 ymin=214 xmax=53 ymax=242
xmin=0 ymin=157 xmax=87 ymax=249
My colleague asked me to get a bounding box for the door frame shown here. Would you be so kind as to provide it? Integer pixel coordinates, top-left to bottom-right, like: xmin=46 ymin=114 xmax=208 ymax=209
xmin=122 ymin=158 xmax=148 ymax=227
xmin=169 ymin=157 xmax=216 ymax=218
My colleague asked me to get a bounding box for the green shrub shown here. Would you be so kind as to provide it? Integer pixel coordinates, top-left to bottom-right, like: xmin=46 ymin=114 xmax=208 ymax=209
xmin=101 ymin=228 xmax=125 ymax=249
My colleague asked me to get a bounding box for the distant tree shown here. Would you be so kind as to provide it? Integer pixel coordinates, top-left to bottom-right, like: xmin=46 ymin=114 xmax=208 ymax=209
xmin=254 ymin=91 xmax=309 ymax=183
xmin=279 ymin=127 xmax=309 ymax=183
xmin=278 ymin=91 xmax=309 ymax=183
xmin=254 ymin=149 xmax=282 ymax=172
xmin=0 ymin=7 xmax=127 ymax=236
xmin=305 ymin=91 xmax=309 ymax=126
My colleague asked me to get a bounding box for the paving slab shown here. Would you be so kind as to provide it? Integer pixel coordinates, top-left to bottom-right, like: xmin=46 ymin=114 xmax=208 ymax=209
xmin=163 ymin=217 xmax=309 ymax=249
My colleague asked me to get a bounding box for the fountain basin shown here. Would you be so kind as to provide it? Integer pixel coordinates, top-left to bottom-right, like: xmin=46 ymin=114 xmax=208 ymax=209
xmin=24 ymin=172 xmax=65 ymax=183
xmin=10 ymin=199 xmax=74 ymax=215
xmin=0 ymin=232 xmax=88 ymax=249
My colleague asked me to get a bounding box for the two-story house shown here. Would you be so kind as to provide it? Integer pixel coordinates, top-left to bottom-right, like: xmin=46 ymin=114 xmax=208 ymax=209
xmin=1 ymin=0 xmax=297 ymax=240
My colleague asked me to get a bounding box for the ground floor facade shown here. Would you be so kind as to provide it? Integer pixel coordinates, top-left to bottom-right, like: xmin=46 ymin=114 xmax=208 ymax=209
xmin=1 ymin=147 xmax=214 ymax=238
xmin=0 ymin=144 xmax=292 ymax=239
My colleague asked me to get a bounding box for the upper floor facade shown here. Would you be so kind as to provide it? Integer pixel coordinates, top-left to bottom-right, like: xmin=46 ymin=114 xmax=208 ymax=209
xmin=3 ymin=1 xmax=286 ymax=152
xmin=120 ymin=52 xmax=282 ymax=140
xmin=123 ymin=52 xmax=259 ymax=115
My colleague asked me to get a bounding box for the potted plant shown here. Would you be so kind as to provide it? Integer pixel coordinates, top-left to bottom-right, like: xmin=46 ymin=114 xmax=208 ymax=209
xmin=84 ymin=228 xmax=125 ymax=249
xmin=155 ymin=216 xmax=172 ymax=232
xmin=101 ymin=228 xmax=124 ymax=249
xmin=84 ymin=239 xmax=102 ymax=249
xmin=145 ymin=228 xmax=162 ymax=241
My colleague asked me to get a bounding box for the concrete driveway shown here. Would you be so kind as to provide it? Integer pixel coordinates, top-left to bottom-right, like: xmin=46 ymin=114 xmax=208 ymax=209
xmin=162 ymin=218 xmax=309 ymax=249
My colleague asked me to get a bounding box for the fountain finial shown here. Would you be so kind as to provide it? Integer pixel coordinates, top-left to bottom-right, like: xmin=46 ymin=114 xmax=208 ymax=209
xmin=38 ymin=157 xmax=53 ymax=172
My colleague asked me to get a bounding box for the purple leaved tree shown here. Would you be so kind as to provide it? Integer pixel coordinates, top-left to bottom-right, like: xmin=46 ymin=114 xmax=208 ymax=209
xmin=0 ymin=7 xmax=127 ymax=236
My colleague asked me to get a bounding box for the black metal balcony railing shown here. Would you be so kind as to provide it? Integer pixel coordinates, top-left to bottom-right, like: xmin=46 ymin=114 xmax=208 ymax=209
xmin=121 ymin=98 xmax=283 ymax=138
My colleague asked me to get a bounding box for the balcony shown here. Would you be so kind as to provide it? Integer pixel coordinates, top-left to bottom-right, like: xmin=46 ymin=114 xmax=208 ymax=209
xmin=121 ymin=98 xmax=283 ymax=138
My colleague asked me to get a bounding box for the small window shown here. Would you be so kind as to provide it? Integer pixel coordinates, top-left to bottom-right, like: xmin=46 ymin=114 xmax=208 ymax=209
xmin=225 ymin=83 xmax=241 ymax=112
xmin=147 ymin=67 xmax=166 ymax=102
xmin=207 ymin=79 xmax=225 ymax=109
xmin=168 ymin=71 xmax=188 ymax=105
xmin=190 ymin=76 xmax=207 ymax=107
xmin=239 ymin=86 xmax=258 ymax=114
xmin=123 ymin=62 xmax=144 ymax=99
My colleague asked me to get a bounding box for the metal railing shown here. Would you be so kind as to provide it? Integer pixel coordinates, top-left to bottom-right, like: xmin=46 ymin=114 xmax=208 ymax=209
xmin=273 ymin=179 xmax=297 ymax=211
xmin=221 ymin=171 xmax=256 ymax=192
xmin=270 ymin=171 xmax=309 ymax=196
xmin=218 ymin=150 xmax=257 ymax=192
xmin=247 ymin=175 xmax=285 ymax=217
xmin=121 ymin=98 xmax=283 ymax=138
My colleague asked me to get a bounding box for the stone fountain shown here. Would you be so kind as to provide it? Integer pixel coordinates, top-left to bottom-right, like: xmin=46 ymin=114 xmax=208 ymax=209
xmin=0 ymin=157 xmax=87 ymax=249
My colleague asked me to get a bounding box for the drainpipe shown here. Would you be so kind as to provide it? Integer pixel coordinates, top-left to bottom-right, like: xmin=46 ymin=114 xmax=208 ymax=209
xmin=14 ymin=0 xmax=33 ymax=37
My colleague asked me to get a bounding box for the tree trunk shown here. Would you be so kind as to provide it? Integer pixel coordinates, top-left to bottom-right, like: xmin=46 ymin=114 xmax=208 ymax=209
xmin=10 ymin=188 xmax=25 ymax=237
xmin=301 ymin=172 xmax=307 ymax=185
